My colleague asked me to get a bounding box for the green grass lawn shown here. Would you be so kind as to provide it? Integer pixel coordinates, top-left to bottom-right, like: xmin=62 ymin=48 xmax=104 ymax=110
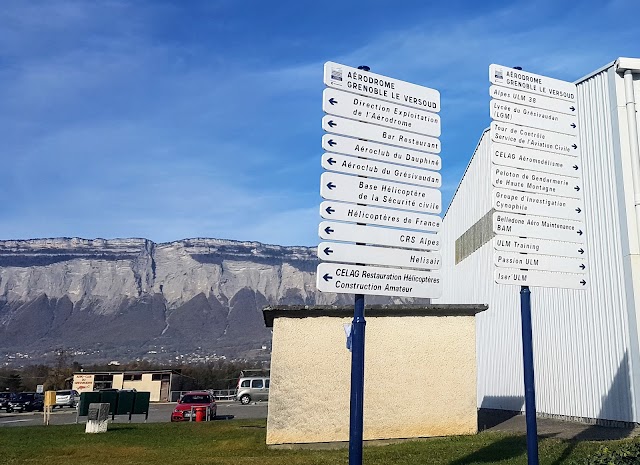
xmin=0 ymin=419 xmax=633 ymax=465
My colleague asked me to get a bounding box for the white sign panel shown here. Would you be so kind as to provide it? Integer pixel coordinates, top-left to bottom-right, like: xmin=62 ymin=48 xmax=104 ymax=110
xmin=490 ymin=99 xmax=577 ymax=136
xmin=491 ymin=121 xmax=579 ymax=157
xmin=320 ymin=201 xmax=441 ymax=232
xmin=490 ymin=85 xmax=577 ymax=115
xmin=489 ymin=64 xmax=577 ymax=102
xmin=323 ymin=88 xmax=441 ymax=137
xmin=492 ymin=165 xmax=582 ymax=199
xmin=494 ymin=235 xmax=586 ymax=259
xmin=318 ymin=242 xmax=442 ymax=270
xmin=323 ymin=115 xmax=441 ymax=154
xmin=493 ymin=211 xmax=585 ymax=243
xmin=494 ymin=251 xmax=586 ymax=274
xmin=491 ymin=142 xmax=581 ymax=178
xmin=492 ymin=188 xmax=584 ymax=221
xmin=322 ymin=153 xmax=441 ymax=188
xmin=324 ymin=61 xmax=441 ymax=112
xmin=317 ymin=262 xmax=442 ymax=298
xmin=320 ymin=171 xmax=441 ymax=214
xmin=319 ymin=221 xmax=441 ymax=251
xmin=494 ymin=267 xmax=588 ymax=289
xmin=322 ymin=134 xmax=441 ymax=171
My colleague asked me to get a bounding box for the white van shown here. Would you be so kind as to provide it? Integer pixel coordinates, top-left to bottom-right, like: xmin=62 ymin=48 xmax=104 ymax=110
xmin=235 ymin=377 xmax=269 ymax=405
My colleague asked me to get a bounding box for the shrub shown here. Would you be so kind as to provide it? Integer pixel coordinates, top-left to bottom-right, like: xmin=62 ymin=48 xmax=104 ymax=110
xmin=578 ymin=441 xmax=640 ymax=465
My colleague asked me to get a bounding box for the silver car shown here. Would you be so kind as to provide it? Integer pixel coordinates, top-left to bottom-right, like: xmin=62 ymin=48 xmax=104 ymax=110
xmin=235 ymin=377 xmax=269 ymax=405
xmin=55 ymin=389 xmax=80 ymax=408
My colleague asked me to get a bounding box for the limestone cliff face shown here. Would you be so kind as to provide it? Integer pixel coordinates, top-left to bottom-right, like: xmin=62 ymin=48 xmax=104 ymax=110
xmin=0 ymin=237 xmax=425 ymax=365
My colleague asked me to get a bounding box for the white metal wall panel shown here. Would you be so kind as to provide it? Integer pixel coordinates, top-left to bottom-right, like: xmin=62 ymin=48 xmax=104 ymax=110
xmin=437 ymin=62 xmax=638 ymax=423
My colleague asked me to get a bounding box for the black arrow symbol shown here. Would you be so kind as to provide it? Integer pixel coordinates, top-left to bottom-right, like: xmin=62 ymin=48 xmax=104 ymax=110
xmin=323 ymin=273 xmax=333 ymax=282
xmin=571 ymin=123 xmax=576 ymax=128
xmin=329 ymin=98 xmax=338 ymax=105
xmin=578 ymin=248 xmax=584 ymax=254
xmin=574 ymin=186 xmax=581 ymax=191
xmin=572 ymin=144 xmax=578 ymax=149
xmin=577 ymin=230 xmax=583 ymax=236
xmin=580 ymin=279 xmax=587 ymax=286
xmin=327 ymin=157 xmax=336 ymax=165
xmin=323 ymin=247 xmax=333 ymax=255
xmin=575 ymin=207 xmax=582 ymax=213
xmin=327 ymin=139 xmax=337 ymax=147
xmin=570 ymin=106 xmax=576 ymax=111
xmin=326 ymin=182 xmax=336 ymax=190
xmin=325 ymin=206 xmax=335 ymax=215
xmin=327 ymin=120 xmax=337 ymax=128
xmin=580 ymin=264 xmax=586 ymax=270
xmin=324 ymin=226 xmax=334 ymax=235
xmin=573 ymin=165 xmax=579 ymax=170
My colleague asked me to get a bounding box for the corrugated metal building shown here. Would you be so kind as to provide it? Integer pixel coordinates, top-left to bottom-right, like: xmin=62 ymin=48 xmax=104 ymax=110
xmin=436 ymin=57 xmax=640 ymax=425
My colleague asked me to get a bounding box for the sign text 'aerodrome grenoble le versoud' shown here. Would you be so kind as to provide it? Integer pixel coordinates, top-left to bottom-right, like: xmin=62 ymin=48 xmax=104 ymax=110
xmin=316 ymin=62 xmax=442 ymax=298
xmin=489 ymin=64 xmax=588 ymax=289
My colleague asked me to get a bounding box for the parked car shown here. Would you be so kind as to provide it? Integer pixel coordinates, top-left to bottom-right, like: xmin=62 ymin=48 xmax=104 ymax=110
xmin=235 ymin=377 xmax=270 ymax=405
xmin=0 ymin=392 xmax=16 ymax=412
xmin=55 ymin=389 xmax=80 ymax=408
xmin=6 ymin=392 xmax=44 ymax=413
xmin=171 ymin=391 xmax=216 ymax=422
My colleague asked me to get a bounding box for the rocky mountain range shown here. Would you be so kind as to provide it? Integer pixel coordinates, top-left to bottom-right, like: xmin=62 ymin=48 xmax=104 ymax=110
xmin=0 ymin=237 xmax=426 ymax=366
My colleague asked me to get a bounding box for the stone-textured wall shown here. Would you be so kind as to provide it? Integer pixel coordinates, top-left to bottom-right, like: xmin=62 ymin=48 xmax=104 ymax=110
xmin=266 ymin=307 xmax=481 ymax=445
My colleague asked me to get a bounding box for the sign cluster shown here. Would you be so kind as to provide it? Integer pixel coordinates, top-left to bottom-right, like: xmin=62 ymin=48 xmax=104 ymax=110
xmin=316 ymin=62 xmax=443 ymax=298
xmin=489 ymin=64 xmax=588 ymax=289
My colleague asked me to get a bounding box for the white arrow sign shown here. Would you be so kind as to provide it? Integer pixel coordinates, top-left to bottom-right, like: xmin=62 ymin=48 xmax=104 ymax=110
xmin=318 ymin=242 xmax=442 ymax=270
xmin=322 ymin=153 xmax=441 ymax=188
xmin=320 ymin=171 xmax=441 ymax=214
xmin=324 ymin=61 xmax=441 ymax=112
xmin=494 ymin=267 xmax=588 ymax=289
xmin=493 ymin=211 xmax=585 ymax=243
xmin=489 ymin=64 xmax=577 ymax=102
xmin=491 ymin=142 xmax=581 ymax=178
xmin=491 ymin=121 xmax=579 ymax=157
xmin=492 ymin=188 xmax=584 ymax=220
xmin=320 ymin=201 xmax=441 ymax=233
xmin=494 ymin=251 xmax=586 ymax=274
xmin=490 ymin=99 xmax=577 ymax=136
xmin=322 ymin=134 xmax=442 ymax=171
xmin=319 ymin=221 xmax=441 ymax=251
xmin=494 ymin=235 xmax=587 ymax=259
xmin=316 ymin=262 xmax=442 ymax=298
xmin=323 ymin=88 xmax=441 ymax=137
xmin=323 ymin=115 xmax=441 ymax=154
xmin=492 ymin=165 xmax=582 ymax=199
xmin=490 ymin=85 xmax=578 ymax=115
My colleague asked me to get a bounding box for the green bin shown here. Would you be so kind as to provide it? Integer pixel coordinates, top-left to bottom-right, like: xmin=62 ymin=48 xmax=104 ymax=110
xmin=78 ymin=392 xmax=100 ymax=417
xmin=99 ymin=390 xmax=118 ymax=415
xmin=133 ymin=391 xmax=151 ymax=420
xmin=116 ymin=391 xmax=135 ymax=415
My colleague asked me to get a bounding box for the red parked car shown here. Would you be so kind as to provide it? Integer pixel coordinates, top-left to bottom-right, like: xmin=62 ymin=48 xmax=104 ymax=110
xmin=171 ymin=391 xmax=217 ymax=422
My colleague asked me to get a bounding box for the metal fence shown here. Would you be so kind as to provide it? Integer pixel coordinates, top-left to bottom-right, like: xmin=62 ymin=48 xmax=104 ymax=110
xmin=170 ymin=389 xmax=236 ymax=402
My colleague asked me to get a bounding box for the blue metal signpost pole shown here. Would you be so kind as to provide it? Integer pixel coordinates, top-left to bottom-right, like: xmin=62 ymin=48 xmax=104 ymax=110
xmin=349 ymin=293 xmax=366 ymax=465
xmin=520 ymin=285 xmax=539 ymax=465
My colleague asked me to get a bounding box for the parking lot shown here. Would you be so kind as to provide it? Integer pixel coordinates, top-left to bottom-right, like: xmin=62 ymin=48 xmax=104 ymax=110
xmin=0 ymin=401 xmax=268 ymax=428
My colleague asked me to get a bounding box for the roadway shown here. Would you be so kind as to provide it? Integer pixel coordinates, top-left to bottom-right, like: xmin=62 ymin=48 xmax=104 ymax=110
xmin=0 ymin=401 xmax=268 ymax=428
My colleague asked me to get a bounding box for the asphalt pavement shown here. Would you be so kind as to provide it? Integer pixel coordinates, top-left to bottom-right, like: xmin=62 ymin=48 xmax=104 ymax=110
xmin=2 ymin=404 xmax=638 ymax=442
xmin=0 ymin=400 xmax=268 ymax=428
xmin=479 ymin=409 xmax=640 ymax=441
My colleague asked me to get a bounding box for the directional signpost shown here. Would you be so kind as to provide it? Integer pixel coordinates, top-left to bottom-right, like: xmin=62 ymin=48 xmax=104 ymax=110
xmin=489 ymin=64 xmax=588 ymax=289
xmin=489 ymin=63 xmax=588 ymax=465
xmin=318 ymin=61 xmax=442 ymax=465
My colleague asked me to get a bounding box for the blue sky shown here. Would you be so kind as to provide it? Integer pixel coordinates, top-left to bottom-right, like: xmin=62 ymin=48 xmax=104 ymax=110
xmin=1 ymin=0 xmax=638 ymax=246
